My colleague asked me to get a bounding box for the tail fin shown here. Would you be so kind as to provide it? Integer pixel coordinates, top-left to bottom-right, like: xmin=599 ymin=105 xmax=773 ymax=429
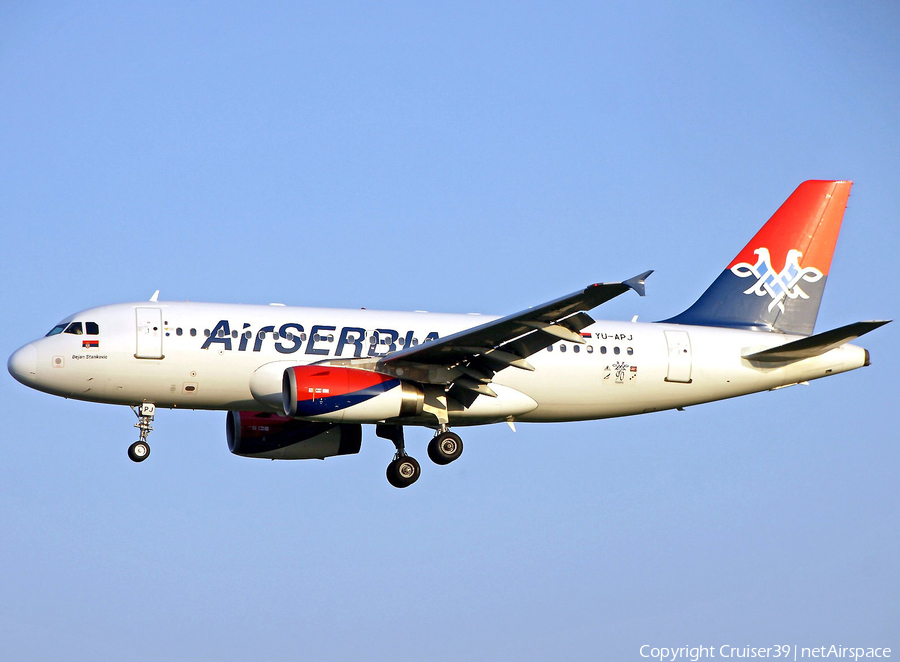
xmin=664 ymin=180 xmax=852 ymax=335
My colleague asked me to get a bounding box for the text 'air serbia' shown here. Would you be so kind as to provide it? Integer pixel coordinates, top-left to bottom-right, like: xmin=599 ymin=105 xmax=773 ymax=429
xmin=8 ymin=181 xmax=889 ymax=487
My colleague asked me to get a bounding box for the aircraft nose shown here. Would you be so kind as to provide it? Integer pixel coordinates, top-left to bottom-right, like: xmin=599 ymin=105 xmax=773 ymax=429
xmin=8 ymin=344 xmax=38 ymax=386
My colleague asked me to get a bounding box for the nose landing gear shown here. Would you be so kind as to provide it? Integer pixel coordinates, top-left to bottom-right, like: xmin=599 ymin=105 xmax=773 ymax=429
xmin=129 ymin=403 xmax=155 ymax=463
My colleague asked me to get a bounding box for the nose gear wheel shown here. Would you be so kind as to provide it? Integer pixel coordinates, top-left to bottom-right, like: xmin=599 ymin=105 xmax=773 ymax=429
xmin=129 ymin=403 xmax=156 ymax=463
xmin=128 ymin=440 xmax=150 ymax=462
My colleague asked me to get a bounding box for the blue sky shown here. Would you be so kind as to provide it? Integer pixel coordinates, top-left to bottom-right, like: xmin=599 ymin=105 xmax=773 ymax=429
xmin=1 ymin=2 xmax=897 ymax=660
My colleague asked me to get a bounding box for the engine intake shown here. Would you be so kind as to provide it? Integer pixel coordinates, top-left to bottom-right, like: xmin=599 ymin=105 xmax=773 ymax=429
xmin=226 ymin=410 xmax=362 ymax=460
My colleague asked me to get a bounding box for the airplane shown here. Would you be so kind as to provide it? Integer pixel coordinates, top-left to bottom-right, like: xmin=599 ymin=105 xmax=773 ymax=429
xmin=7 ymin=180 xmax=889 ymax=487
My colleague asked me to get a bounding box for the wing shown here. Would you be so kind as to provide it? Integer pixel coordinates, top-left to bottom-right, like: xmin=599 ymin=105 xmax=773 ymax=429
xmin=378 ymin=271 xmax=652 ymax=405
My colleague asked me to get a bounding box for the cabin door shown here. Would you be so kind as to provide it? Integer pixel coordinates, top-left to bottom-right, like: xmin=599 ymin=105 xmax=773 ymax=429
xmin=664 ymin=330 xmax=692 ymax=383
xmin=135 ymin=308 xmax=164 ymax=359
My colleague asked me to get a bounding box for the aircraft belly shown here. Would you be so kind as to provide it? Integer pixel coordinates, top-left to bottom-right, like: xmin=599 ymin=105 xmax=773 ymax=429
xmin=447 ymin=383 xmax=537 ymax=424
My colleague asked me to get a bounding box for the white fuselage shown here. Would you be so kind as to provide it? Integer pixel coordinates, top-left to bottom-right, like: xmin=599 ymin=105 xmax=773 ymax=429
xmin=9 ymin=300 xmax=868 ymax=426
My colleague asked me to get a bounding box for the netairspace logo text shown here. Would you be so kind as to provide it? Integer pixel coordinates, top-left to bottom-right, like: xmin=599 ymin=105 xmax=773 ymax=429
xmin=639 ymin=645 xmax=891 ymax=662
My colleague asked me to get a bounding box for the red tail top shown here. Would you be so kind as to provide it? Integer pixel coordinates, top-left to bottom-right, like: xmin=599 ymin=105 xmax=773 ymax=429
xmin=728 ymin=180 xmax=852 ymax=276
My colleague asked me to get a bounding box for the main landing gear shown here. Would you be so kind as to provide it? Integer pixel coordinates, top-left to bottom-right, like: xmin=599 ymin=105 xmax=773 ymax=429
xmin=128 ymin=403 xmax=155 ymax=463
xmin=428 ymin=430 xmax=463 ymax=465
xmin=377 ymin=424 xmax=419 ymax=488
xmin=377 ymin=424 xmax=464 ymax=488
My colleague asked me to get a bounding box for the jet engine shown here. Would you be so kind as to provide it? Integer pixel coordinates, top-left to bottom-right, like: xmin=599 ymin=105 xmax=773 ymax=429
xmin=226 ymin=410 xmax=362 ymax=459
xmin=282 ymin=365 xmax=424 ymax=423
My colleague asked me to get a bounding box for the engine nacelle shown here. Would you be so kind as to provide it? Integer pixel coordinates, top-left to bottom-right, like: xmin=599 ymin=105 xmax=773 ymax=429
xmin=226 ymin=410 xmax=362 ymax=460
xmin=283 ymin=365 xmax=424 ymax=423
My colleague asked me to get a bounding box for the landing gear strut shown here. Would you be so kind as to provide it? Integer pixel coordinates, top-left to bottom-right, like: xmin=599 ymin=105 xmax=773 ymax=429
xmin=377 ymin=424 xmax=421 ymax=488
xmin=129 ymin=403 xmax=155 ymax=463
xmin=428 ymin=429 xmax=463 ymax=465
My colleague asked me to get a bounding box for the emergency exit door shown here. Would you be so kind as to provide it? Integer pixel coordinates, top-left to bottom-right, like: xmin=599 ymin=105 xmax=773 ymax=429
xmin=135 ymin=308 xmax=164 ymax=359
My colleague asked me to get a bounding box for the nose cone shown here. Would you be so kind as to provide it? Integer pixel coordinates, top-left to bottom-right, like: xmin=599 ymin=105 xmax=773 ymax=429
xmin=8 ymin=344 xmax=38 ymax=386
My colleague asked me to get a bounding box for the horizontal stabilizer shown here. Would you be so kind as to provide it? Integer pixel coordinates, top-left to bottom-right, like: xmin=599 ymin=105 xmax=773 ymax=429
xmin=743 ymin=320 xmax=890 ymax=363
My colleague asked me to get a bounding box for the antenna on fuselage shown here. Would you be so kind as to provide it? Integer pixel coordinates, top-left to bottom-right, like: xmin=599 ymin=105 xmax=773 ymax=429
xmin=149 ymin=290 xmax=160 ymax=302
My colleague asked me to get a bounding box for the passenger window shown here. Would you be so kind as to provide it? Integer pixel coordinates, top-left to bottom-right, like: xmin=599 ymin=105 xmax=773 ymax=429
xmin=614 ymin=346 xmax=620 ymax=355
xmin=190 ymin=329 xmax=197 ymax=337
xmin=573 ymin=345 xmax=580 ymax=353
xmin=600 ymin=346 xmax=607 ymax=354
xmin=85 ymin=322 xmax=99 ymax=335
xmin=204 ymin=329 xmax=210 ymax=337
xmin=64 ymin=322 xmax=83 ymax=335
xmin=627 ymin=347 xmax=633 ymax=355
xmin=46 ymin=324 xmax=67 ymax=337
xmin=587 ymin=345 xmax=594 ymax=354
xmin=176 ymin=328 xmax=183 ymax=336
xmin=560 ymin=344 xmax=567 ymax=353
xmin=547 ymin=345 xmax=553 ymax=352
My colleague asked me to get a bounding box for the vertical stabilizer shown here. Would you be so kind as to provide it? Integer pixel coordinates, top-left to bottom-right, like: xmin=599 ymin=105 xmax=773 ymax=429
xmin=664 ymin=180 xmax=852 ymax=335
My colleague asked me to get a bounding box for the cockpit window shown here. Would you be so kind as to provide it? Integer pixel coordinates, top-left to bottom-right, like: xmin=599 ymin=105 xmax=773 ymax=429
xmin=45 ymin=321 xmax=98 ymax=336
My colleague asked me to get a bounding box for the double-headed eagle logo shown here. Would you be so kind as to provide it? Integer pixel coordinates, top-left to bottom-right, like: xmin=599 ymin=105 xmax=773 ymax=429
xmin=731 ymin=248 xmax=823 ymax=313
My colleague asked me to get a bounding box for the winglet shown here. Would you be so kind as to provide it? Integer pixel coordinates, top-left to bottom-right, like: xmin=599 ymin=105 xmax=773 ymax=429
xmin=149 ymin=290 xmax=160 ymax=302
xmin=624 ymin=270 xmax=653 ymax=297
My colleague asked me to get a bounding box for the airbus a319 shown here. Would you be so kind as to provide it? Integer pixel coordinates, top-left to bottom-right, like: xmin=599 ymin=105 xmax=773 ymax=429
xmin=8 ymin=180 xmax=888 ymax=487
